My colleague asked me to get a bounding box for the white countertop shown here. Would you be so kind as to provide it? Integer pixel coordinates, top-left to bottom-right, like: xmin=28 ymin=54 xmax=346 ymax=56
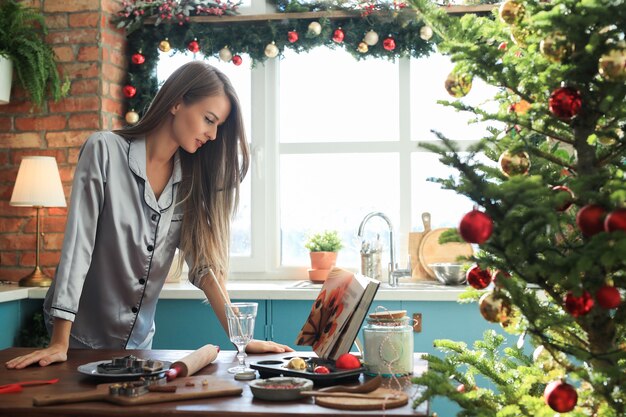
xmin=0 ymin=279 xmax=467 ymax=304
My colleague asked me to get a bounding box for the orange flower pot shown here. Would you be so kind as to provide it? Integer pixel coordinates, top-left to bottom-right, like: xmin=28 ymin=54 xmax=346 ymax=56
xmin=309 ymin=251 xmax=338 ymax=270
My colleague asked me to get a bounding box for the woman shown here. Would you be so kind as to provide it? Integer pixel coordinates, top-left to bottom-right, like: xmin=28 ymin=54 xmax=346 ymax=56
xmin=6 ymin=61 xmax=292 ymax=369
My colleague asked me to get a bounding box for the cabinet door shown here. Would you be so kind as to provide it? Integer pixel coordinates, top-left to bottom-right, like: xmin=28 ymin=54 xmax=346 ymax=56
xmin=153 ymin=299 xmax=266 ymax=349
xmin=401 ymin=300 xmax=515 ymax=356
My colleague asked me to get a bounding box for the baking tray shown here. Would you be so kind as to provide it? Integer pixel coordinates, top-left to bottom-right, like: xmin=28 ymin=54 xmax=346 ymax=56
xmin=250 ymin=355 xmax=363 ymax=386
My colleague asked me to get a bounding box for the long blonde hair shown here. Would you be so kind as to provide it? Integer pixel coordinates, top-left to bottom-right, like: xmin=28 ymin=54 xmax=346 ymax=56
xmin=115 ymin=61 xmax=249 ymax=280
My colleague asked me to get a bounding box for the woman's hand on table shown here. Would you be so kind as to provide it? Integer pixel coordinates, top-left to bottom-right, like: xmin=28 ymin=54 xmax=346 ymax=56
xmin=246 ymin=340 xmax=294 ymax=354
xmin=4 ymin=343 xmax=68 ymax=370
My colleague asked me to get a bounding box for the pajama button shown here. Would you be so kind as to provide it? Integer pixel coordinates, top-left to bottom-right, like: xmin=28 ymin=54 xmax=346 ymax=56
xmin=132 ymin=307 xmax=138 ymax=313
xmin=151 ymin=214 xmax=158 ymax=221
xmin=139 ymin=278 xmax=146 ymax=285
xmin=147 ymin=245 xmax=154 ymax=252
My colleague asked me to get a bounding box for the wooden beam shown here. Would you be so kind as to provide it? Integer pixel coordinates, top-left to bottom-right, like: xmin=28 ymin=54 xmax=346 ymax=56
xmin=143 ymin=5 xmax=495 ymax=25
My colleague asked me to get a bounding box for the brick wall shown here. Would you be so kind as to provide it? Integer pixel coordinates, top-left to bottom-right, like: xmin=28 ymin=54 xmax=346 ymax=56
xmin=0 ymin=0 xmax=126 ymax=282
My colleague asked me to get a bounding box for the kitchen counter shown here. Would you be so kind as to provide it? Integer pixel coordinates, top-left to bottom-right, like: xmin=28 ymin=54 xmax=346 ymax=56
xmin=0 ymin=348 xmax=429 ymax=416
xmin=0 ymin=279 xmax=467 ymax=304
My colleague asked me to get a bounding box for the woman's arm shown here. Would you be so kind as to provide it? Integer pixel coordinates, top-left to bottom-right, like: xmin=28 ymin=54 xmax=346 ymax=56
xmin=5 ymin=318 xmax=72 ymax=369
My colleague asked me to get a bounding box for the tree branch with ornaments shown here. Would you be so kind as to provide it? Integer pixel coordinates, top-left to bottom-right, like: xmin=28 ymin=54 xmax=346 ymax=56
xmin=408 ymin=0 xmax=626 ymax=415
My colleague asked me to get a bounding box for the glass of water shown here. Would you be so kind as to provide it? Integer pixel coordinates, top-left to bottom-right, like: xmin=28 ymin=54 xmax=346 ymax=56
xmin=226 ymin=302 xmax=258 ymax=374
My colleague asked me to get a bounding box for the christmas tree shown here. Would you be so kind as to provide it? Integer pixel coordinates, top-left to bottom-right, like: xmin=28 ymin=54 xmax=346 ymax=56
xmin=408 ymin=0 xmax=626 ymax=415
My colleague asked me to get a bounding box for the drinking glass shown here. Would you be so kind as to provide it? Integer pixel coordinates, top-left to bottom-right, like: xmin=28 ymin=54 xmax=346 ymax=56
xmin=226 ymin=302 xmax=258 ymax=374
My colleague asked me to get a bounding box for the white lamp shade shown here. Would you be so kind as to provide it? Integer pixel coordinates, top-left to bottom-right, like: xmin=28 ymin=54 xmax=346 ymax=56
xmin=10 ymin=156 xmax=67 ymax=207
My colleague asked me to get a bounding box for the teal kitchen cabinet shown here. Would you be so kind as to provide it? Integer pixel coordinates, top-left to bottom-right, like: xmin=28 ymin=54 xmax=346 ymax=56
xmin=0 ymin=300 xmax=21 ymax=349
xmin=152 ymin=299 xmax=267 ymax=350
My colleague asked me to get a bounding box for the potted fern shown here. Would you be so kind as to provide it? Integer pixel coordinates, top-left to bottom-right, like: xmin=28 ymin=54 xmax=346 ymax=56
xmin=0 ymin=0 xmax=67 ymax=106
xmin=305 ymin=230 xmax=343 ymax=282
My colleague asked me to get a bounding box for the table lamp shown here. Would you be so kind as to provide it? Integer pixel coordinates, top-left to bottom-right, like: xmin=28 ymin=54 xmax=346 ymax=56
xmin=10 ymin=156 xmax=66 ymax=287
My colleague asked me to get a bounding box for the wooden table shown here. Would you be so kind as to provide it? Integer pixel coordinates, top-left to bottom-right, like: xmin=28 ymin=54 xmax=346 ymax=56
xmin=0 ymin=348 xmax=429 ymax=416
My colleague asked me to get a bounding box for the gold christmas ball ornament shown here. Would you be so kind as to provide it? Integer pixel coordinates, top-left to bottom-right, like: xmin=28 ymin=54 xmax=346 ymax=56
xmin=419 ymin=25 xmax=433 ymax=41
xmin=540 ymin=32 xmax=574 ymax=62
xmin=308 ymin=21 xmax=322 ymax=36
xmin=264 ymin=42 xmax=279 ymax=59
xmin=479 ymin=291 xmax=512 ymax=323
xmin=363 ymin=30 xmax=379 ymax=46
xmin=158 ymin=38 xmax=171 ymax=53
xmin=357 ymin=42 xmax=369 ymax=53
xmin=444 ymin=72 xmax=472 ymax=98
xmin=510 ymin=25 xmax=529 ymax=47
xmin=499 ymin=150 xmax=531 ymax=177
xmin=598 ymin=48 xmax=626 ymax=82
xmin=499 ymin=0 xmax=525 ymax=25
xmin=218 ymin=47 xmax=233 ymax=63
xmin=125 ymin=110 xmax=139 ymax=125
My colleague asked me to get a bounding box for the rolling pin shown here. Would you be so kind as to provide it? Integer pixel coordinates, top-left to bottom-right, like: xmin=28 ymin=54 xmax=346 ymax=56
xmin=166 ymin=344 xmax=220 ymax=381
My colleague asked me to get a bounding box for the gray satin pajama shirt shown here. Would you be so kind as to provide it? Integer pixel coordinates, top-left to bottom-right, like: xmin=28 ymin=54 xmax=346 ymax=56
xmin=43 ymin=131 xmax=202 ymax=349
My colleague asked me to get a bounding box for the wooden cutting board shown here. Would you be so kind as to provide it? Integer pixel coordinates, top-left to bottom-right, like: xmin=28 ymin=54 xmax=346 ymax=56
xmin=314 ymin=388 xmax=408 ymax=410
xmin=33 ymin=376 xmax=242 ymax=407
xmin=409 ymin=212 xmax=433 ymax=281
xmin=418 ymin=228 xmax=474 ymax=279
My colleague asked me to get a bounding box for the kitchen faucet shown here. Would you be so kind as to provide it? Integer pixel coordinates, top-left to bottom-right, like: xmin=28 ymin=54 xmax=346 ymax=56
xmin=357 ymin=212 xmax=411 ymax=287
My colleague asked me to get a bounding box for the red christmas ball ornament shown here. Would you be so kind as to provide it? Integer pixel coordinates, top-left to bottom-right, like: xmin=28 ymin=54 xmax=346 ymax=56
xmin=287 ymin=30 xmax=299 ymax=43
xmin=131 ymin=52 xmax=145 ymax=65
xmin=459 ymin=209 xmax=493 ymax=244
xmin=549 ymin=86 xmax=582 ymax=120
xmin=188 ymin=39 xmax=200 ymax=53
xmin=604 ymin=208 xmax=626 ymax=232
xmin=552 ymin=185 xmax=574 ymax=212
xmin=498 ymin=41 xmax=508 ymax=51
xmin=466 ymin=265 xmax=492 ymax=290
xmin=123 ymin=85 xmax=137 ymax=98
xmin=576 ymin=204 xmax=606 ymax=237
xmin=564 ymin=290 xmax=594 ymax=317
xmin=383 ymin=37 xmax=396 ymax=51
xmin=544 ymin=380 xmax=578 ymax=413
xmin=232 ymin=55 xmax=243 ymax=66
xmin=596 ymin=285 xmax=621 ymax=309
xmin=335 ymin=353 xmax=361 ymax=370
xmin=332 ymin=28 xmax=345 ymax=43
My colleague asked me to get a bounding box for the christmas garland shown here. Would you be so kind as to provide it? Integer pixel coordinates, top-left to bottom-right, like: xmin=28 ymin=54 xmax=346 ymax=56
xmin=117 ymin=1 xmax=494 ymax=121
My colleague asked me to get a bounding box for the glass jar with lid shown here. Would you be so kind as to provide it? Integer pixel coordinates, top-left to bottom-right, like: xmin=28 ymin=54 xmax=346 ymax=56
xmin=363 ymin=310 xmax=414 ymax=377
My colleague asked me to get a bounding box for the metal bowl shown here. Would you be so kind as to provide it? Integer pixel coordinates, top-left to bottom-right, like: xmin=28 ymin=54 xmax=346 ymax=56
xmin=429 ymin=263 xmax=469 ymax=286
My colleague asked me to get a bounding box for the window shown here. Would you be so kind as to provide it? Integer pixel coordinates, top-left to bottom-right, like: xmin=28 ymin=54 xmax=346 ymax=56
xmin=157 ymin=45 xmax=500 ymax=279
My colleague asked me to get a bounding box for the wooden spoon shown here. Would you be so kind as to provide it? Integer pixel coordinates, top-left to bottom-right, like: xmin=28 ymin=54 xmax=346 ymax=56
xmin=316 ymin=375 xmax=382 ymax=393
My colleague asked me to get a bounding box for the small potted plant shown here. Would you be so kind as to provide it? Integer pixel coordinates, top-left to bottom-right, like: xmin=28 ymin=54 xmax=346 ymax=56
xmin=305 ymin=230 xmax=343 ymax=282
xmin=0 ymin=0 xmax=68 ymax=106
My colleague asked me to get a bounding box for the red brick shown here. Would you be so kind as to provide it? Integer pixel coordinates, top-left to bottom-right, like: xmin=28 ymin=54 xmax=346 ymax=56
xmin=48 ymin=207 xmax=68 ymax=217
xmin=69 ymin=12 xmax=100 ymax=28
xmin=45 ymin=14 xmax=69 ymax=29
xmin=78 ymin=46 xmax=100 ymax=62
xmin=0 ymin=152 xmax=8 ymax=167
xmin=46 ymin=131 xmax=89 ymax=148
xmin=70 ymin=79 xmax=100 ymax=95
xmin=11 ymin=149 xmax=66 ymax=165
xmin=69 ymin=113 xmax=100 ymax=129
xmin=21 ymin=0 xmax=41 ymax=9
xmin=15 ymin=115 xmax=67 ymax=131
xmin=0 ymin=117 xmax=12 ymax=130
xmin=0 ymin=218 xmax=26 ymax=233
xmin=102 ymin=62 xmax=126 ymax=83
xmin=68 ymin=148 xmax=81 ymax=164
xmin=63 ymin=62 xmax=100 ymax=79
xmin=49 ymin=96 xmax=100 ymax=113
xmin=0 ymin=166 xmax=18 ymax=182
xmin=102 ymin=0 xmax=122 ymax=13
xmin=0 ymin=184 xmax=13 ymax=200
xmin=24 ymin=214 xmax=67 ymax=233
xmin=0 ymin=234 xmax=36 ymax=250
xmin=0 ymin=268 xmax=32 ymax=282
xmin=58 ymin=166 xmax=76 ymax=183
xmin=53 ymin=45 xmax=75 ymax=62
xmin=103 ymin=46 xmax=127 ymax=68
xmin=0 ymin=251 xmax=18 ymax=267
xmin=20 ymin=251 xmax=62 ymax=267
xmin=111 ymin=116 xmax=125 ymax=130
xmin=102 ymin=97 xmax=124 ymax=115
xmin=0 ymin=101 xmax=37 ymax=114
xmin=0 ymin=132 xmax=41 ymax=148
xmin=44 ymin=0 xmax=100 ymax=13
xmin=43 ymin=233 xmax=65 ymax=250
xmin=0 ymin=202 xmax=31 ymax=216
xmin=102 ymin=31 xmax=125 ymax=50
xmin=47 ymin=29 xmax=100 ymax=45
